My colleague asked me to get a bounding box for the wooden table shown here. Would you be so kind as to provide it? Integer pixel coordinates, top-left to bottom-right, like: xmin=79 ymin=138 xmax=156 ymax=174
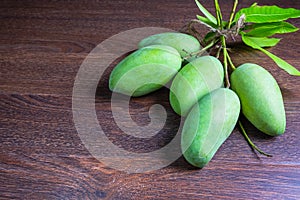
xmin=1 ymin=0 xmax=299 ymax=199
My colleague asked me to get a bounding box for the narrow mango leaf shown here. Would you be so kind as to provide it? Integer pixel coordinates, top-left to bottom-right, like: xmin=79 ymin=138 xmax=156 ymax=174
xmin=195 ymin=0 xmax=217 ymax=25
xmin=246 ymin=22 xmax=299 ymax=37
xmin=261 ymin=49 xmax=300 ymax=76
xmin=242 ymin=34 xmax=300 ymax=76
xmin=197 ymin=15 xmax=219 ymax=29
xmin=241 ymin=36 xmax=280 ymax=47
xmin=234 ymin=5 xmax=300 ymax=23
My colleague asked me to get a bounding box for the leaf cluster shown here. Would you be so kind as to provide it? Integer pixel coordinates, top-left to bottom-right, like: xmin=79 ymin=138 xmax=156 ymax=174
xmin=195 ymin=0 xmax=300 ymax=75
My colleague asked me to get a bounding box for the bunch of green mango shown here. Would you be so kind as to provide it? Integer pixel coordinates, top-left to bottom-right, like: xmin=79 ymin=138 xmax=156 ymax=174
xmin=109 ymin=32 xmax=286 ymax=168
xmin=109 ymin=32 xmax=201 ymax=96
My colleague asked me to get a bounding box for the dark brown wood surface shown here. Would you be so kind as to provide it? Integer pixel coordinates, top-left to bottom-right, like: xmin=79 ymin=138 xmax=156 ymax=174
xmin=1 ymin=0 xmax=300 ymax=199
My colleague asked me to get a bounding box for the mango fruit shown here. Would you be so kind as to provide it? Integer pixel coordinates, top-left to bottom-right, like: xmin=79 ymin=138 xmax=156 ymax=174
xmin=169 ymin=56 xmax=224 ymax=116
xmin=181 ymin=88 xmax=240 ymax=168
xmin=109 ymin=45 xmax=182 ymax=97
xmin=138 ymin=32 xmax=201 ymax=58
xmin=230 ymin=63 xmax=286 ymax=136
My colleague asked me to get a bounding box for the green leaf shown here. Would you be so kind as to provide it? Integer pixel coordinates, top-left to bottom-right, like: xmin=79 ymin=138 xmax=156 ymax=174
xmin=195 ymin=0 xmax=217 ymax=25
xmin=241 ymin=34 xmax=300 ymax=76
xmin=242 ymin=35 xmax=281 ymax=47
xmin=196 ymin=15 xmax=228 ymax=30
xmin=196 ymin=15 xmax=219 ymax=29
xmin=234 ymin=5 xmax=300 ymax=23
xmin=245 ymin=22 xmax=299 ymax=37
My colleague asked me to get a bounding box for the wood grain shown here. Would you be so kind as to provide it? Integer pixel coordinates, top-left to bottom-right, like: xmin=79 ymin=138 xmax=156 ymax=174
xmin=1 ymin=0 xmax=300 ymax=199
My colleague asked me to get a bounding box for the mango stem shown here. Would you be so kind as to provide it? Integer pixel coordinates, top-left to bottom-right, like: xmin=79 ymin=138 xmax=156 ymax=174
xmin=182 ymin=40 xmax=217 ymax=60
xmin=238 ymin=120 xmax=273 ymax=157
xmin=227 ymin=0 xmax=239 ymax=30
xmin=221 ymin=36 xmax=230 ymax=88
xmin=226 ymin=53 xmax=236 ymax=70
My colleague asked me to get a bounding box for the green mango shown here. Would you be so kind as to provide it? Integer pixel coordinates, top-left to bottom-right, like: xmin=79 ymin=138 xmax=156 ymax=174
xmin=181 ymin=88 xmax=240 ymax=168
xmin=169 ymin=56 xmax=224 ymax=116
xmin=230 ymin=63 xmax=286 ymax=136
xmin=109 ymin=45 xmax=182 ymax=97
xmin=138 ymin=32 xmax=201 ymax=58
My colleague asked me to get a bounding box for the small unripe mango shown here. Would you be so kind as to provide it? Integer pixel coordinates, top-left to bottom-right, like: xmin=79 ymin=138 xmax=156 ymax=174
xmin=109 ymin=45 xmax=182 ymax=97
xmin=181 ymin=88 xmax=240 ymax=168
xmin=230 ymin=63 xmax=286 ymax=136
xmin=138 ymin=32 xmax=201 ymax=58
xmin=169 ymin=56 xmax=224 ymax=116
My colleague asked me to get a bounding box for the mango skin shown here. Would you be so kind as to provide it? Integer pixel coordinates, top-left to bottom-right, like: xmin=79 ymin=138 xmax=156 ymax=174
xmin=181 ymin=88 xmax=240 ymax=168
xmin=169 ymin=56 xmax=224 ymax=116
xmin=230 ymin=63 xmax=286 ymax=136
xmin=138 ymin=32 xmax=201 ymax=58
xmin=109 ymin=45 xmax=181 ymax=97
